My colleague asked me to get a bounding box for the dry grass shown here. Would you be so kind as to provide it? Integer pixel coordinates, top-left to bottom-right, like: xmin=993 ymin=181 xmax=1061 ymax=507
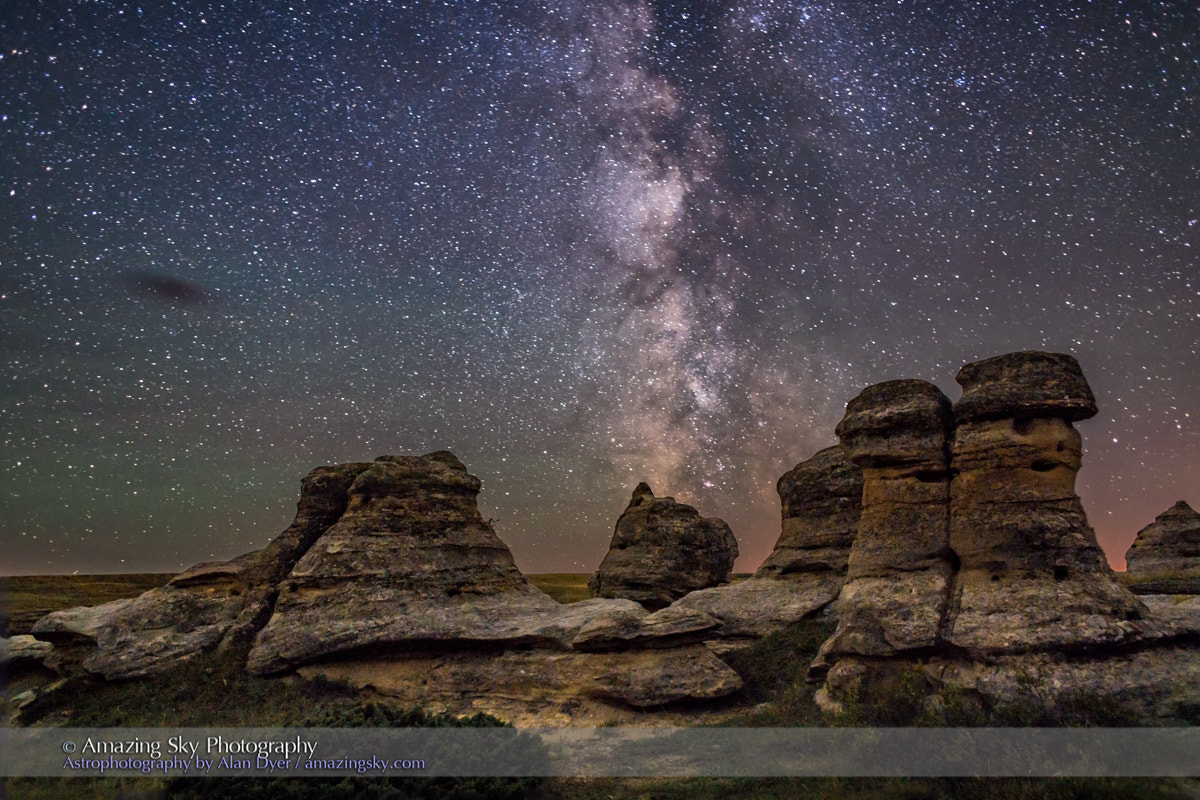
xmin=527 ymin=573 xmax=592 ymax=603
xmin=2 ymin=573 xmax=175 ymax=635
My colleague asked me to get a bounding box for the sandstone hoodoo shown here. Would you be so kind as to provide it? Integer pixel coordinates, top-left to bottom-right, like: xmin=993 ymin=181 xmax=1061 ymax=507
xmin=946 ymin=351 xmax=1145 ymax=655
xmin=31 ymin=451 xmax=742 ymax=718
xmin=811 ymin=380 xmax=956 ymax=673
xmin=1123 ymin=501 xmax=1200 ymax=595
xmin=245 ymin=451 xmax=561 ymax=674
xmin=589 ymin=482 xmax=738 ymax=610
xmin=757 ymin=445 xmax=862 ymax=579
xmin=808 ymin=352 xmax=1200 ymax=722
xmin=669 ymin=446 xmax=862 ymax=640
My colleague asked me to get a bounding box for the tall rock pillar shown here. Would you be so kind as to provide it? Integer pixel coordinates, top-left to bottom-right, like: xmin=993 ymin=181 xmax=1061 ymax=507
xmin=811 ymin=379 xmax=955 ymax=674
xmin=946 ymin=351 xmax=1144 ymax=654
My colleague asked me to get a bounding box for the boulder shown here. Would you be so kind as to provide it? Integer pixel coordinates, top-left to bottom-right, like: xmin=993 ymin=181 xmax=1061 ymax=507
xmin=946 ymin=351 xmax=1146 ymax=655
xmin=1 ymin=635 xmax=59 ymax=672
xmin=811 ymin=380 xmax=956 ymax=673
xmin=588 ymin=483 xmax=738 ymax=610
xmin=1123 ymin=501 xmax=1200 ymax=594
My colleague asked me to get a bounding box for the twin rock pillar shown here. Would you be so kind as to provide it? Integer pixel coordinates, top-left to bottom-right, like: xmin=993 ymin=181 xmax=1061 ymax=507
xmin=813 ymin=351 xmax=1145 ymax=684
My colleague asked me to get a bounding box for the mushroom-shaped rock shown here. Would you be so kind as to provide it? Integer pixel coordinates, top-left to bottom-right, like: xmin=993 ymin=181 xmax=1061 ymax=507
xmin=813 ymin=380 xmax=956 ymax=672
xmin=946 ymin=351 xmax=1145 ymax=655
xmin=589 ymin=483 xmax=738 ymax=610
xmin=953 ymin=350 xmax=1098 ymax=424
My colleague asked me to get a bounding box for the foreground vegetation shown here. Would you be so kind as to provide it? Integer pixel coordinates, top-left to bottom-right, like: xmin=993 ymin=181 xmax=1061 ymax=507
xmin=5 ymin=573 xmax=1197 ymax=800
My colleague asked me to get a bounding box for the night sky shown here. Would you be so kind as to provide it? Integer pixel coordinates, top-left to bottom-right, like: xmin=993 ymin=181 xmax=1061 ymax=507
xmin=3 ymin=1 xmax=1197 ymax=576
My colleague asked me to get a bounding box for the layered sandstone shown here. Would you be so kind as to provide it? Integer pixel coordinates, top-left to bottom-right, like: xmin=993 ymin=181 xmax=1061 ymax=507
xmin=1123 ymin=501 xmax=1200 ymax=594
xmin=589 ymin=483 xmax=738 ymax=610
xmin=811 ymin=380 xmax=955 ymax=673
xmin=670 ymin=446 xmax=861 ymax=639
xmin=31 ymin=452 xmax=742 ymax=710
xmin=946 ymin=352 xmax=1145 ymax=655
xmin=32 ymin=463 xmax=375 ymax=679
xmin=758 ymin=445 xmax=862 ymax=578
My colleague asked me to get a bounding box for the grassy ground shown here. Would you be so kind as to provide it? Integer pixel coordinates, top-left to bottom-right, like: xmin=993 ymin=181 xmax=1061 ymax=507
xmin=6 ymin=574 xmax=1198 ymax=800
xmin=2 ymin=571 xmax=751 ymax=633
xmin=527 ymin=573 xmax=593 ymax=603
xmin=2 ymin=573 xmax=175 ymax=636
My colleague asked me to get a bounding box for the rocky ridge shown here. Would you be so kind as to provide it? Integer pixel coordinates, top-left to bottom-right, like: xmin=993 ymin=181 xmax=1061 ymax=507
xmin=14 ymin=350 xmax=1200 ymax=726
xmin=26 ymin=451 xmax=741 ymax=719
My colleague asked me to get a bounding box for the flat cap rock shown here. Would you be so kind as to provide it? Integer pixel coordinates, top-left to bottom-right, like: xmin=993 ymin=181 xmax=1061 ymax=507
xmin=835 ymin=379 xmax=953 ymax=468
xmin=953 ymin=351 xmax=1097 ymax=424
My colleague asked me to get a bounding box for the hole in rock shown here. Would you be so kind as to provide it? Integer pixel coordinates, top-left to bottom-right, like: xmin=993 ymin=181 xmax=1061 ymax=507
xmin=1031 ymin=460 xmax=1056 ymax=472
xmin=1013 ymin=417 xmax=1035 ymax=435
xmin=1053 ymin=566 xmax=1069 ymax=582
xmin=914 ymin=469 xmax=946 ymax=483
xmin=947 ymin=549 xmax=962 ymax=572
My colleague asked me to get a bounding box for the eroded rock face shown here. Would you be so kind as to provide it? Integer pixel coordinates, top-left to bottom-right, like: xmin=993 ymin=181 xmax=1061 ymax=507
xmin=29 ymin=451 xmax=743 ymax=709
xmin=298 ymin=644 xmax=743 ymax=725
xmin=31 ymin=463 xmax=374 ymax=679
xmin=246 ymin=452 xmax=565 ymax=674
xmin=812 ymin=380 xmax=955 ymax=671
xmin=1 ymin=635 xmax=59 ymax=672
xmin=812 ymin=352 xmax=1164 ymax=713
xmin=245 ymin=457 xmax=743 ymax=709
xmin=32 ymin=551 xmax=261 ymax=679
xmin=758 ymin=446 xmax=862 ymax=578
xmin=946 ymin=352 xmax=1145 ymax=655
xmin=669 ymin=446 xmax=861 ymax=641
xmin=589 ymin=483 xmax=738 ymax=610
xmin=1123 ymin=502 xmax=1200 ymax=594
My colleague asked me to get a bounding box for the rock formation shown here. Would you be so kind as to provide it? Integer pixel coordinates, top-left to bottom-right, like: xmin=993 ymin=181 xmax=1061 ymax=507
xmin=1123 ymin=501 xmax=1200 ymax=594
xmin=811 ymin=351 xmax=1197 ymax=717
xmin=589 ymin=483 xmax=738 ymax=610
xmin=810 ymin=380 xmax=955 ymax=674
xmin=758 ymin=445 xmax=862 ymax=578
xmin=669 ymin=446 xmax=861 ymax=641
xmin=33 ymin=462 xmax=375 ymax=680
xmin=30 ymin=452 xmax=741 ymax=716
xmin=946 ymin=351 xmax=1145 ymax=655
